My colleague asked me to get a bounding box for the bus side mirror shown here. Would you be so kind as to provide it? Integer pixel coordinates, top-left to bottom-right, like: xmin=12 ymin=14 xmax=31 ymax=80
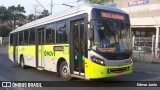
xmin=88 ymin=27 xmax=93 ymax=50
xmin=88 ymin=28 xmax=93 ymax=40
xmin=88 ymin=21 xmax=93 ymax=50
xmin=88 ymin=21 xmax=93 ymax=40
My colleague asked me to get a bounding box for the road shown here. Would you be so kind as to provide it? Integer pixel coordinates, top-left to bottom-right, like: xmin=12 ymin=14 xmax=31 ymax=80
xmin=0 ymin=46 xmax=160 ymax=90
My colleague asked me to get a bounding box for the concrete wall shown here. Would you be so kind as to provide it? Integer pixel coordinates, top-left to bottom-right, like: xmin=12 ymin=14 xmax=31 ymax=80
xmin=115 ymin=0 xmax=160 ymax=8
xmin=0 ymin=37 xmax=2 ymax=45
xmin=111 ymin=0 xmax=160 ymax=18
xmin=0 ymin=37 xmax=9 ymax=46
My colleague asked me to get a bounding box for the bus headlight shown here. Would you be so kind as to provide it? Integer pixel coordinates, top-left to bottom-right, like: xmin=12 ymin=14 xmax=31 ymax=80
xmin=91 ymin=55 xmax=105 ymax=66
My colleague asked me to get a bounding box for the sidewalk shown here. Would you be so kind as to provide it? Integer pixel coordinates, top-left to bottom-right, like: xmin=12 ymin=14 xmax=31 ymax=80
xmin=133 ymin=62 xmax=160 ymax=75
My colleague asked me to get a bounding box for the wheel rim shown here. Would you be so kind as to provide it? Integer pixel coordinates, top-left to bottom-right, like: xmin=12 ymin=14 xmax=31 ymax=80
xmin=62 ymin=65 xmax=69 ymax=77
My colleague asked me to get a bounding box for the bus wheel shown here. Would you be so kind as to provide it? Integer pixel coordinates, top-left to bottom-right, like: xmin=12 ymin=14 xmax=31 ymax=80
xmin=59 ymin=61 xmax=71 ymax=80
xmin=20 ymin=56 xmax=26 ymax=69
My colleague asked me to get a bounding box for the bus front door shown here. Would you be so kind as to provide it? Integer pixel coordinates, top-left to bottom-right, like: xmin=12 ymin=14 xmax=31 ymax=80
xmin=13 ymin=33 xmax=18 ymax=62
xmin=37 ymin=28 xmax=45 ymax=68
xmin=70 ymin=19 xmax=87 ymax=76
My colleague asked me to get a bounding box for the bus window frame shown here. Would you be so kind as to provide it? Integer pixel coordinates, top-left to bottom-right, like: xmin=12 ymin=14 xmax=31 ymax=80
xmin=23 ymin=29 xmax=29 ymax=45
xmin=56 ymin=20 xmax=69 ymax=44
xmin=9 ymin=33 xmax=14 ymax=46
xmin=28 ymin=28 xmax=36 ymax=45
xmin=36 ymin=25 xmax=46 ymax=45
xmin=45 ymin=23 xmax=56 ymax=44
xmin=18 ymin=31 xmax=24 ymax=46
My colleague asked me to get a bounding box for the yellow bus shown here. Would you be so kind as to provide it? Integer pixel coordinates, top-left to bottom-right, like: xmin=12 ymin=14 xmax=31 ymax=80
xmin=8 ymin=4 xmax=133 ymax=80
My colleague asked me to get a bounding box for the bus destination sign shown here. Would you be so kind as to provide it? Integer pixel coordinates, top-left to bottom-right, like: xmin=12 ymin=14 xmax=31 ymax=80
xmin=101 ymin=12 xmax=125 ymax=20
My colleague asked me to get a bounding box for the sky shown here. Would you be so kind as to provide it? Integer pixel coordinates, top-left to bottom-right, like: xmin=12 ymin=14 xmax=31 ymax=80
xmin=0 ymin=0 xmax=84 ymax=15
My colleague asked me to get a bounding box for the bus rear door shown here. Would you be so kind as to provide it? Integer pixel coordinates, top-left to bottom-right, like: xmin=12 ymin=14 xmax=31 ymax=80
xmin=36 ymin=28 xmax=45 ymax=68
xmin=13 ymin=33 xmax=18 ymax=62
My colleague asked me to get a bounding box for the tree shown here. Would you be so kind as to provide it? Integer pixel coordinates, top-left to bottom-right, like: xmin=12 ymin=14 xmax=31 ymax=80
xmin=0 ymin=6 xmax=8 ymax=22
xmin=0 ymin=6 xmax=11 ymax=37
xmin=28 ymin=14 xmax=35 ymax=22
xmin=7 ymin=5 xmax=26 ymax=29
xmin=0 ymin=25 xmax=11 ymax=37
xmin=78 ymin=0 xmax=114 ymax=4
xmin=38 ymin=10 xmax=49 ymax=19
xmin=0 ymin=5 xmax=26 ymax=37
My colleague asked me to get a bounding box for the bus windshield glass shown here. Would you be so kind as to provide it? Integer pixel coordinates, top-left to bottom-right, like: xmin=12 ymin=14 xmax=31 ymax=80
xmin=92 ymin=19 xmax=132 ymax=53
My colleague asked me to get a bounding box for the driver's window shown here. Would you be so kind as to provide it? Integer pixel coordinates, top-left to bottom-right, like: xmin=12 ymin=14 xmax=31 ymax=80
xmin=98 ymin=26 xmax=105 ymax=41
xmin=110 ymin=35 xmax=115 ymax=45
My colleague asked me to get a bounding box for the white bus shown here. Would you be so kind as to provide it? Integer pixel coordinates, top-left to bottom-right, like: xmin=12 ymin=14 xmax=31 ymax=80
xmin=8 ymin=4 xmax=133 ymax=80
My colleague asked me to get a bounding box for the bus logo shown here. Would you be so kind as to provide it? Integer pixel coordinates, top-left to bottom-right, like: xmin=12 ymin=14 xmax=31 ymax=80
xmin=44 ymin=51 xmax=54 ymax=56
xmin=128 ymin=0 xmax=149 ymax=6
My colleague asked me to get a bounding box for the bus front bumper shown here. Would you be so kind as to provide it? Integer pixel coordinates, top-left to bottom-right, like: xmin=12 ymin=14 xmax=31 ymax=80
xmin=85 ymin=58 xmax=133 ymax=79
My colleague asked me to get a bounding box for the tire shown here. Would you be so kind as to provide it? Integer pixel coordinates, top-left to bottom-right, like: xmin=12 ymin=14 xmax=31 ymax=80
xmin=59 ymin=61 xmax=71 ymax=80
xmin=20 ymin=56 xmax=26 ymax=69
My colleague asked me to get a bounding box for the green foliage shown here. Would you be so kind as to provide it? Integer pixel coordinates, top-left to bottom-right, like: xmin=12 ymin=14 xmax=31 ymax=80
xmin=7 ymin=5 xmax=26 ymax=29
xmin=38 ymin=10 xmax=49 ymax=19
xmin=28 ymin=14 xmax=35 ymax=21
xmin=0 ymin=26 xmax=11 ymax=37
xmin=0 ymin=5 xmax=26 ymax=37
xmin=78 ymin=0 xmax=114 ymax=4
xmin=0 ymin=5 xmax=26 ymax=30
xmin=0 ymin=6 xmax=9 ymax=22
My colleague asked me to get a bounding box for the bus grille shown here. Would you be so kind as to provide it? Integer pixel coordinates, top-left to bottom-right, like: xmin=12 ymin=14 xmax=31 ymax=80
xmin=108 ymin=67 xmax=129 ymax=73
xmin=106 ymin=54 xmax=131 ymax=60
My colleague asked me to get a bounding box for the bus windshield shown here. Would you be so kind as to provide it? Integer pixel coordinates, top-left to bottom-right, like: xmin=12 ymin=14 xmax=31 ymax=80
xmin=91 ymin=19 xmax=132 ymax=54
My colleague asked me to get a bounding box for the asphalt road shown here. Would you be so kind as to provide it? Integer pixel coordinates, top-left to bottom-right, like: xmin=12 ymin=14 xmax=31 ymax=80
xmin=0 ymin=46 xmax=160 ymax=90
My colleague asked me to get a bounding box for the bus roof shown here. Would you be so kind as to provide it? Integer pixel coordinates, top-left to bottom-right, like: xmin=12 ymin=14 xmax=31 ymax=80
xmin=10 ymin=4 xmax=128 ymax=34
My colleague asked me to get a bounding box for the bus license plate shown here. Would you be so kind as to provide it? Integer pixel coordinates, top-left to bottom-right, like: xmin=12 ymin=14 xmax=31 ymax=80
xmin=116 ymin=72 xmax=123 ymax=76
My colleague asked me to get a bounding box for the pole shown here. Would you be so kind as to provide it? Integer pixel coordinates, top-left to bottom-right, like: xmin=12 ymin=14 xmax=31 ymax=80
xmin=152 ymin=35 xmax=155 ymax=60
xmin=153 ymin=16 xmax=160 ymax=57
xmin=133 ymin=35 xmax=135 ymax=48
xmin=156 ymin=27 xmax=159 ymax=58
xmin=51 ymin=0 xmax=53 ymax=15
xmin=33 ymin=4 xmax=39 ymax=20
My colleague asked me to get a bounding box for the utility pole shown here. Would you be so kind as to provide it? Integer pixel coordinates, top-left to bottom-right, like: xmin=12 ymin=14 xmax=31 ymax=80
xmin=50 ymin=0 xmax=53 ymax=15
xmin=33 ymin=4 xmax=39 ymax=20
xmin=13 ymin=11 xmax=18 ymax=29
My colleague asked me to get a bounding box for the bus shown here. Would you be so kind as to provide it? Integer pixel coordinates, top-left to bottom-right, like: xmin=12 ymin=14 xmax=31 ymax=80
xmin=8 ymin=4 xmax=133 ymax=80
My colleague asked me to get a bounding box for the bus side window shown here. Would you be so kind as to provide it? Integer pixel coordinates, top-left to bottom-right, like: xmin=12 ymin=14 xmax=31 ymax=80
xmin=46 ymin=24 xmax=55 ymax=44
xmin=56 ymin=21 xmax=68 ymax=43
xmin=18 ymin=31 xmax=24 ymax=45
xmin=10 ymin=34 xmax=13 ymax=46
xmin=29 ymin=29 xmax=35 ymax=45
xmin=24 ymin=30 xmax=29 ymax=45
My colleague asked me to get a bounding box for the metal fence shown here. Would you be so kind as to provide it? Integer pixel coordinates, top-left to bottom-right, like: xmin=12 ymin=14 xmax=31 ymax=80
xmin=132 ymin=36 xmax=160 ymax=63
